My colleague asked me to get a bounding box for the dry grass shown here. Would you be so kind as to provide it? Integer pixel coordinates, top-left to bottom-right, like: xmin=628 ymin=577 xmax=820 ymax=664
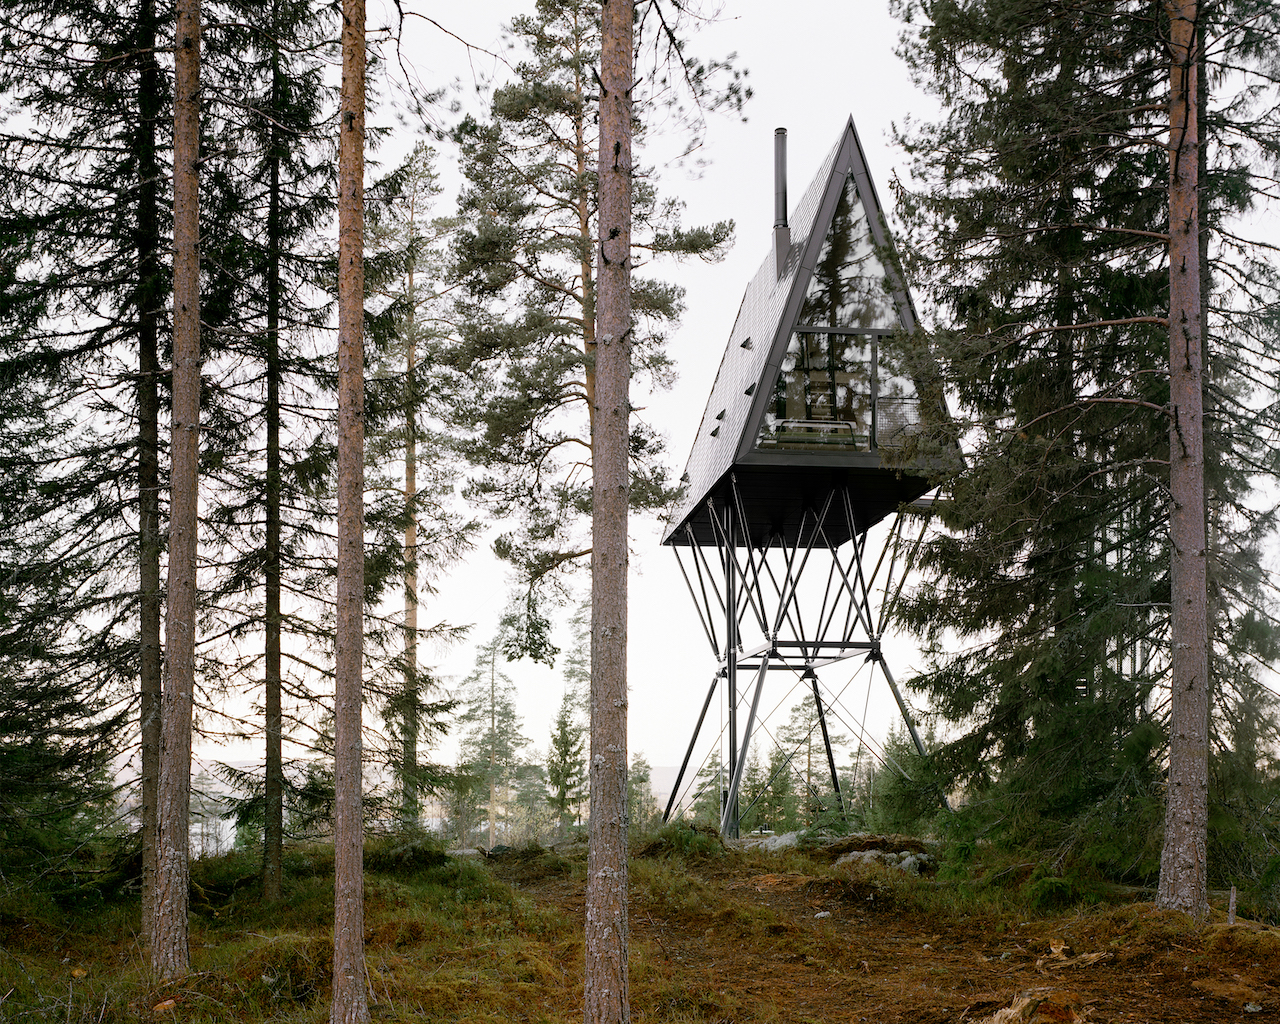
xmin=0 ymin=832 xmax=1274 ymax=1023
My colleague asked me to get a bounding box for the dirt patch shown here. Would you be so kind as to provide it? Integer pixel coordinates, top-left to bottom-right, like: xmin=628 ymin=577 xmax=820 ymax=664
xmin=491 ymin=850 xmax=1280 ymax=1023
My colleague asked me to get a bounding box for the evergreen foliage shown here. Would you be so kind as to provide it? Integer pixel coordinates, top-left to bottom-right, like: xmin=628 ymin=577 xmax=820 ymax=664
xmin=545 ymin=600 xmax=589 ymax=835
xmin=453 ymin=636 xmax=533 ymax=848
xmin=444 ymin=0 xmax=739 ymax=655
xmin=688 ymin=760 xmax=728 ymax=827
xmin=0 ymin=0 xmax=178 ymax=876
xmin=192 ymin=0 xmax=340 ymax=897
xmin=546 ymin=690 xmax=588 ymax=835
xmin=777 ymin=696 xmax=851 ymax=828
xmin=365 ymin=141 xmax=475 ymax=821
xmin=738 ymin=746 xmax=800 ymax=835
xmin=627 ymin=752 xmax=663 ymax=835
xmin=892 ymin=0 xmax=1280 ymax=876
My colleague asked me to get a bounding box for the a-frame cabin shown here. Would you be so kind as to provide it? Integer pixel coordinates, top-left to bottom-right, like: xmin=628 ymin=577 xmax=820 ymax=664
xmin=663 ymin=117 xmax=935 ymax=551
xmin=661 ymin=119 xmax=943 ymax=836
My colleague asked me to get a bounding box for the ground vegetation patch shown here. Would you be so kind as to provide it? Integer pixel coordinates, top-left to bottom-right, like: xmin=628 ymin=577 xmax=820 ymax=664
xmin=0 ymin=829 xmax=1277 ymax=1021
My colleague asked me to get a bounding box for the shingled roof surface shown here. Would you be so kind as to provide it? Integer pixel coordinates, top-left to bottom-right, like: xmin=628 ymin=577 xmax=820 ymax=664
xmin=662 ymin=118 xmax=929 ymax=547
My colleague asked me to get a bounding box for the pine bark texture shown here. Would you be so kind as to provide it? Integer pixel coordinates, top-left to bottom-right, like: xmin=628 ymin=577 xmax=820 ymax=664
xmin=586 ymin=1 xmax=632 ymax=1021
xmin=402 ymin=268 xmax=419 ymax=826
xmin=152 ymin=0 xmax=200 ymax=981
xmin=263 ymin=31 xmax=284 ymax=900
xmin=136 ymin=0 xmax=164 ymax=935
xmin=1157 ymin=0 xmax=1209 ymax=918
xmin=332 ymin=0 xmax=369 ymax=1021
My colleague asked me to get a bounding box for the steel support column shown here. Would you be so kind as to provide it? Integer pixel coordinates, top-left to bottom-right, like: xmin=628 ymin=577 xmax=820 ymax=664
xmin=724 ymin=503 xmax=739 ymax=837
xmin=665 ymin=487 xmax=944 ymax=826
xmin=807 ymin=669 xmax=846 ymax=820
xmin=721 ymin=652 xmax=770 ymax=837
xmin=663 ymin=673 xmax=719 ymax=824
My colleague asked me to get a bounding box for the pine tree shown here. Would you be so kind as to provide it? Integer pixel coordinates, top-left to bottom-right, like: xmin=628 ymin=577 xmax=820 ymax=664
xmin=446 ymin=0 xmax=737 ymax=651
xmin=588 ymin=0 xmax=633 ymax=1017
xmin=333 ymin=0 xmax=369 ymax=1018
xmin=1158 ymin=0 xmax=1209 ymax=915
xmin=152 ymin=0 xmax=201 ymax=981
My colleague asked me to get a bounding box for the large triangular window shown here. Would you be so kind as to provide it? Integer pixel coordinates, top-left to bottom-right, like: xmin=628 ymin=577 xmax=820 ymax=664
xmin=798 ymin=171 xmax=897 ymax=330
xmin=756 ymin=169 xmax=921 ymax=453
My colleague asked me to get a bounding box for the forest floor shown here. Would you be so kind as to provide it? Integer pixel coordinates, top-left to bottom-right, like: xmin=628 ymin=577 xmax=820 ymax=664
xmin=2 ymin=829 xmax=1279 ymax=1022
xmin=487 ymin=832 xmax=1280 ymax=1024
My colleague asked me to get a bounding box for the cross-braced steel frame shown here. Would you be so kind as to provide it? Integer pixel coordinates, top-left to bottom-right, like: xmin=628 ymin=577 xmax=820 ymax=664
xmin=663 ymin=474 xmax=934 ymax=838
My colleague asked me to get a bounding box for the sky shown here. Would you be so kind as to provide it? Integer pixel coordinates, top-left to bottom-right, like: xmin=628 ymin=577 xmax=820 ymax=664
xmin=329 ymin=1 xmax=945 ymax=802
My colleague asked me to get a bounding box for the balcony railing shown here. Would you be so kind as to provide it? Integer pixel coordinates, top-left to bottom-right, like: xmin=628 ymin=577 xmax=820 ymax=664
xmin=757 ymin=395 xmax=920 ymax=452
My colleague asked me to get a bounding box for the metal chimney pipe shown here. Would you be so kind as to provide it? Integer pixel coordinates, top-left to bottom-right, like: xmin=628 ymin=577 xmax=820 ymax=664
xmin=773 ymin=127 xmax=790 ymax=279
xmin=774 ymin=127 xmax=788 ymax=228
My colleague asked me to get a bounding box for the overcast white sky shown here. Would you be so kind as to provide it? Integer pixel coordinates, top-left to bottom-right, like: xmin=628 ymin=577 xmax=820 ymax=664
xmin=163 ymin=2 xmax=953 ymax=805
xmin=349 ymin=1 xmax=947 ymax=795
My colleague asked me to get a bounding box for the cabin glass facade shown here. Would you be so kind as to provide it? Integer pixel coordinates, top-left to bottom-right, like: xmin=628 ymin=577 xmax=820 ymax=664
xmin=755 ymin=170 xmax=921 ymax=454
xmin=797 ymin=171 xmax=896 ymax=330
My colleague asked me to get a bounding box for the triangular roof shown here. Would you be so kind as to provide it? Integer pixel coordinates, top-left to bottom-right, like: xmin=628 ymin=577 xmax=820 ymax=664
xmin=662 ymin=117 xmax=931 ymax=547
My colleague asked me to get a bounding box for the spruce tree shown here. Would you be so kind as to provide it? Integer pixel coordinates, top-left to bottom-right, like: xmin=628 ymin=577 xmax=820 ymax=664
xmin=171 ymin=0 xmax=341 ymax=901
xmin=626 ymin=752 xmax=662 ymax=835
xmin=333 ymin=0 xmax=369 ymax=1019
xmin=454 ymin=636 xmax=532 ymax=849
xmin=546 ymin=689 xmax=588 ymax=835
xmin=0 ymin=0 xmax=176 ymax=910
xmin=545 ymin=601 xmax=589 ymax=834
xmin=0 ymin=393 xmax=128 ymax=864
xmin=220 ymin=0 xmax=336 ymax=898
xmin=892 ymin=0 xmax=1280 ymax=893
xmin=688 ymin=760 xmax=727 ymax=826
xmin=0 ymin=0 xmax=343 ymax=904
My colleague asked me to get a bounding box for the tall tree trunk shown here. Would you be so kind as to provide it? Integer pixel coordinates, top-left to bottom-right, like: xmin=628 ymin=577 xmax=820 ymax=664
xmin=1157 ymin=0 xmax=1209 ymax=919
xmin=332 ymin=0 xmax=369 ymax=1020
xmin=488 ymin=652 xmax=496 ymax=850
xmin=152 ymin=0 xmax=200 ymax=981
xmin=402 ymin=253 xmax=419 ymax=827
xmin=262 ymin=0 xmax=284 ymax=900
xmin=586 ymin=1 xmax=632 ymax=1021
xmin=135 ymin=0 xmax=164 ymax=937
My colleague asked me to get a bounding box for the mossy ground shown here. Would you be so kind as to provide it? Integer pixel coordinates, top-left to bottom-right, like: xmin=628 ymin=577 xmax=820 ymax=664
xmin=1 ymin=828 xmax=1275 ymax=1022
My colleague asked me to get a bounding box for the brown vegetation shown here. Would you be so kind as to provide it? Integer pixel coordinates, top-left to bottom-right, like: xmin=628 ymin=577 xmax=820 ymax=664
xmin=2 ymin=833 xmax=1276 ymax=1022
